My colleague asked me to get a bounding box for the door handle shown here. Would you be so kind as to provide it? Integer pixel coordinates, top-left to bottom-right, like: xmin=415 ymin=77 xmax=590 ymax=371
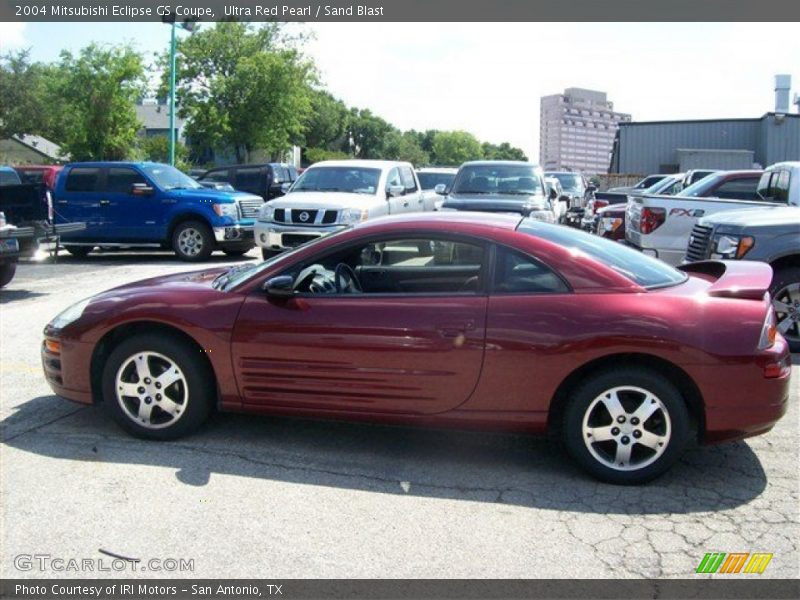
xmin=99 ymin=200 xmax=110 ymax=206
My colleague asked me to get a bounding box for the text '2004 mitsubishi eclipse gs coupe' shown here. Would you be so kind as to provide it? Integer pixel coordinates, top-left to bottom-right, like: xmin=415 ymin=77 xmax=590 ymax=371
xmin=42 ymin=213 xmax=791 ymax=484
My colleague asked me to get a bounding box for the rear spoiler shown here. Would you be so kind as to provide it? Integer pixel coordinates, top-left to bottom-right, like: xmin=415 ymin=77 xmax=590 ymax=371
xmin=678 ymin=261 xmax=773 ymax=300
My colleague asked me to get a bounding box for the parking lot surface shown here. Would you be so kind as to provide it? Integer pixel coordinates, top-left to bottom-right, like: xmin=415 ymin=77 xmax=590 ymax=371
xmin=1 ymin=252 xmax=798 ymax=579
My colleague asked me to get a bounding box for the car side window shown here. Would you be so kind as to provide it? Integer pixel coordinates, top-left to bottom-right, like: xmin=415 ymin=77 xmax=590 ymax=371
xmin=203 ymin=169 xmax=230 ymax=183
xmin=713 ymin=177 xmax=760 ymax=200
xmin=235 ymin=168 xmax=262 ymax=194
xmin=385 ymin=168 xmax=403 ymax=192
xmin=104 ymin=167 xmax=147 ymax=194
xmin=400 ymin=167 xmax=418 ymax=194
xmin=493 ymin=246 xmax=569 ymax=294
xmin=287 ymin=237 xmax=486 ymax=295
xmin=64 ymin=168 xmax=100 ymax=192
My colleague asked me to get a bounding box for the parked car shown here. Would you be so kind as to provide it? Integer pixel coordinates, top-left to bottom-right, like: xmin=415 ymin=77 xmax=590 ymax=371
xmin=416 ymin=167 xmax=457 ymax=191
xmin=42 ymin=213 xmax=790 ymax=484
xmin=685 ymin=206 xmax=800 ymax=351
xmin=0 ymin=166 xmax=22 ymax=187
xmin=14 ymin=165 xmax=63 ymax=191
xmin=682 ymin=169 xmax=718 ymax=188
xmin=545 ymin=177 xmax=570 ymax=223
xmin=199 ymin=163 xmax=298 ymax=202
xmin=593 ymin=203 xmax=627 ymax=241
xmin=0 ymin=211 xmax=34 ymax=288
xmin=626 ymin=162 xmax=800 ymax=265
xmin=54 ymin=162 xmax=264 ymax=261
xmin=608 ymin=174 xmax=669 ymax=193
xmin=678 ymin=170 xmax=763 ymax=201
xmin=255 ymin=160 xmax=430 ymax=260
xmin=544 ymin=171 xmax=592 ymax=209
xmin=438 ymin=161 xmax=556 ymax=223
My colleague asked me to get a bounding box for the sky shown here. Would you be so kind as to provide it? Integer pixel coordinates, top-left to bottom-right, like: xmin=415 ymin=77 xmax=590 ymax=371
xmin=1 ymin=21 xmax=799 ymax=160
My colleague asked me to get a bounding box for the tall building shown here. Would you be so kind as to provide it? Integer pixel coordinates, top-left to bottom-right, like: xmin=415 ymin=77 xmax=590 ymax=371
xmin=539 ymin=88 xmax=631 ymax=174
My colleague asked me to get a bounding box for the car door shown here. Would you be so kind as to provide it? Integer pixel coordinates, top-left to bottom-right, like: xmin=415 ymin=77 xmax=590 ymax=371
xmin=230 ymin=234 xmax=489 ymax=415
xmin=400 ymin=166 xmax=425 ymax=212
xmin=55 ymin=167 xmax=103 ymax=240
xmin=100 ymin=166 xmax=165 ymax=241
xmin=385 ymin=167 xmax=410 ymax=214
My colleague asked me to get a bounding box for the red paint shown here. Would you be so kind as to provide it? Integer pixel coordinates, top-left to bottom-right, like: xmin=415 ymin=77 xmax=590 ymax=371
xmin=43 ymin=213 xmax=791 ymax=444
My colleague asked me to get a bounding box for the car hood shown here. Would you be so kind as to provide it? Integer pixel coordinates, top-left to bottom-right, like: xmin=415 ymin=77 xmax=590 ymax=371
xmin=443 ymin=194 xmax=549 ymax=211
xmin=268 ymin=191 xmax=379 ymax=210
xmin=701 ymin=206 xmax=800 ymax=227
xmin=167 ymin=188 xmax=260 ymax=203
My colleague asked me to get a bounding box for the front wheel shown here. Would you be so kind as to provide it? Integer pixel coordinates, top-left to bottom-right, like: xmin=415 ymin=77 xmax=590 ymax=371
xmin=0 ymin=262 xmax=17 ymax=288
xmin=101 ymin=333 xmax=215 ymax=440
xmin=64 ymin=245 xmax=92 ymax=258
xmin=222 ymin=248 xmax=250 ymax=257
xmin=172 ymin=221 xmax=214 ymax=262
xmin=562 ymin=368 xmax=690 ymax=484
xmin=771 ymin=266 xmax=800 ymax=352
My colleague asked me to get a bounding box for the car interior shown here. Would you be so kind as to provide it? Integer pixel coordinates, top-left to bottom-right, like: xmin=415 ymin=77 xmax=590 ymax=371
xmin=279 ymin=237 xmax=569 ymax=296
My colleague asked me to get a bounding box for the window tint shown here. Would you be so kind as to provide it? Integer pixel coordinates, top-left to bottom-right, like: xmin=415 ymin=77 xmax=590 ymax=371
xmin=18 ymin=171 xmax=43 ymax=184
xmin=417 ymin=171 xmax=455 ymax=190
xmin=400 ymin=167 xmax=418 ymax=193
xmin=235 ymin=168 xmax=262 ymax=194
xmin=65 ymin=168 xmax=100 ymax=192
xmin=713 ymin=177 xmax=760 ymax=200
xmin=0 ymin=169 xmax=22 ymax=186
xmin=452 ymin=164 xmax=542 ymax=195
xmin=202 ymin=169 xmax=231 ymax=183
xmin=104 ymin=167 xmax=146 ymax=194
xmin=758 ymin=170 xmax=791 ymax=203
xmin=517 ymin=220 xmax=687 ymax=289
xmin=493 ymin=246 xmax=569 ymax=294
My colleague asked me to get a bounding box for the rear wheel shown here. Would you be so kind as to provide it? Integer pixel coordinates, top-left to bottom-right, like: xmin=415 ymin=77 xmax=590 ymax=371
xmin=771 ymin=266 xmax=800 ymax=352
xmin=101 ymin=333 xmax=215 ymax=440
xmin=562 ymin=368 xmax=690 ymax=484
xmin=172 ymin=221 xmax=214 ymax=262
xmin=64 ymin=245 xmax=92 ymax=258
xmin=0 ymin=262 xmax=16 ymax=288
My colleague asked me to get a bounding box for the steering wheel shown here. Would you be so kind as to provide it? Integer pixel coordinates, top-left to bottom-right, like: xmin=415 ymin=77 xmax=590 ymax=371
xmin=334 ymin=263 xmax=362 ymax=294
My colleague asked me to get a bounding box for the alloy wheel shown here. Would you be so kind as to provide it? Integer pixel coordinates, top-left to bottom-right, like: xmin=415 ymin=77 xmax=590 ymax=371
xmin=581 ymin=386 xmax=672 ymax=471
xmin=177 ymin=227 xmax=204 ymax=257
xmin=114 ymin=351 xmax=189 ymax=429
xmin=773 ymin=283 xmax=800 ymax=345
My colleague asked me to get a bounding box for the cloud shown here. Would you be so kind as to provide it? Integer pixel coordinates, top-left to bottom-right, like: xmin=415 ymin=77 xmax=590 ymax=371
xmin=0 ymin=22 xmax=27 ymax=51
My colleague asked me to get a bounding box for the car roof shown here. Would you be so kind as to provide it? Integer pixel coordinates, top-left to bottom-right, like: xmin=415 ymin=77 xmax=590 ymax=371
xmin=416 ymin=167 xmax=458 ymax=173
xmin=544 ymin=171 xmax=583 ymax=175
xmin=309 ymin=160 xmax=413 ymax=170
xmin=204 ymin=163 xmax=292 ymax=171
xmin=460 ymin=160 xmax=540 ymax=168
xmin=64 ymin=161 xmax=164 ymax=168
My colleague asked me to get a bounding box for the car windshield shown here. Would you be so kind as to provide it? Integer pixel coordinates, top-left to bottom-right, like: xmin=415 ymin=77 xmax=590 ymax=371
xmin=645 ymin=177 xmax=679 ymax=194
xmin=677 ymin=173 xmax=724 ymax=197
xmin=292 ymin=166 xmax=381 ymax=195
xmin=547 ymin=173 xmax=584 ymax=192
xmin=417 ymin=172 xmax=455 ymax=190
xmin=517 ymin=219 xmax=687 ymax=289
xmin=635 ymin=175 xmax=666 ymax=189
xmin=142 ymin=164 xmax=203 ymax=190
xmin=452 ymin=165 xmax=542 ymax=195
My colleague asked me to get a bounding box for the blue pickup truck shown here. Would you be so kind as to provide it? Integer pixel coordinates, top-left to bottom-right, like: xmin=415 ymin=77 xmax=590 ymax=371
xmin=53 ymin=162 xmax=264 ymax=261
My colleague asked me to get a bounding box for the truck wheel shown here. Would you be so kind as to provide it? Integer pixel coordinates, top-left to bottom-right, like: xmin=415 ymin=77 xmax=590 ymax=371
xmin=222 ymin=248 xmax=249 ymax=257
xmin=172 ymin=221 xmax=214 ymax=262
xmin=64 ymin=245 xmax=92 ymax=258
xmin=562 ymin=367 xmax=690 ymax=485
xmin=0 ymin=262 xmax=17 ymax=288
xmin=771 ymin=266 xmax=800 ymax=352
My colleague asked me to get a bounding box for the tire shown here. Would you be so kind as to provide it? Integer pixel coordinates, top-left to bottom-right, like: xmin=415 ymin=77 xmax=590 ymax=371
xmin=64 ymin=245 xmax=92 ymax=258
xmin=261 ymin=248 xmax=282 ymax=261
xmin=222 ymin=248 xmax=249 ymax=257
xmin=770 ymin=265 xmax=800 ymax=353
xmin=0 ymin=262 xmax=16 ymax=288
xmin=562 ymin=367 xmax=690 ymax=485
xmin=172 ymin=221 xmax=214 ymax=262
xmin=101 ymin=333 xmax=215 ymax=440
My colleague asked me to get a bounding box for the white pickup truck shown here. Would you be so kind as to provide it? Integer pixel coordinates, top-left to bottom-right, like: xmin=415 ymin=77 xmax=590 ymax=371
xmin=625 ymin=162 xmax=800 ymax=265
xmin=255 ymin=160 xmax=432 ymax=259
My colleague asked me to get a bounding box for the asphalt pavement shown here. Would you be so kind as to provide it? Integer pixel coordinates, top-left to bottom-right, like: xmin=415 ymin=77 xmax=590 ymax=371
xmin=1 ymin=250 xmax=798 ymax=579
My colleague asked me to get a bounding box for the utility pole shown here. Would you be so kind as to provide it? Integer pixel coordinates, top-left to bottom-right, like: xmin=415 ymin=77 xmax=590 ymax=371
xmin=162 ymin=14 xmax=197 ymax=167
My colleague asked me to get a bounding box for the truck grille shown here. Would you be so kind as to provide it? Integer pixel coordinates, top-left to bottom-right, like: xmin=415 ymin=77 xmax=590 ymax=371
xmin=685 ymin=224 xmax=714 ymax=262
xmin=237 ymin=196 xmax=265 ymax=219
xmin=272 ymin=208 xmax=338 ymax=225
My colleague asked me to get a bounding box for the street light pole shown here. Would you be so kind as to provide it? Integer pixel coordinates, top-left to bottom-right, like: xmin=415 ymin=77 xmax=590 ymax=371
xmin=168 ymin=20 xmax=177 ymax=166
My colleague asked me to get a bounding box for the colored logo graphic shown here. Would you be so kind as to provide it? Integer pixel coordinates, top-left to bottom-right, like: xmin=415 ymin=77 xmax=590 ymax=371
xmin=696 ymin=552 xmax=773 ymax=574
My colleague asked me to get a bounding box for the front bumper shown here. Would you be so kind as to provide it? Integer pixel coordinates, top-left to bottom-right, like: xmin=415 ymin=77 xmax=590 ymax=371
xmin=41 ymin=334 xmax=95 ymax=405
xmin=254 ymin=221 xmax=345 ymax=251
xmin=213 ymin=223 xmax=255 ymax=244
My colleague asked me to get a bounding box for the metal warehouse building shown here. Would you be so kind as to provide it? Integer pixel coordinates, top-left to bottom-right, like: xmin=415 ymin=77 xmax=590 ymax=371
xmin=610 ymin=113 xmax=800 ymax=174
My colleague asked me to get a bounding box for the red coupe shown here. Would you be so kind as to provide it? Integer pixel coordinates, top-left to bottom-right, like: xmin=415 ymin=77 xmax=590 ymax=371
xmin=42 ymin=213 xmax=791 ymax=484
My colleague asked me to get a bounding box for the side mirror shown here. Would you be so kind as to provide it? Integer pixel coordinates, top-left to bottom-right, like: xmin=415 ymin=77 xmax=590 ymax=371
xmin=548 ymin=187 xmax=558 ymax=201
xmin=387 ymin=184 xmax=405 ymax=198
xmin=131 ymin=183 xmax=155 ymax=196
xmin=280 ymin=182 xmax=292 ymax=194
xmin=434 ymin=183 xmax=447 ymax=195
xmin=587 ymin=184 xmax=598 ymax=193
xmin=262 ymin=275 xmax=295 ymax=297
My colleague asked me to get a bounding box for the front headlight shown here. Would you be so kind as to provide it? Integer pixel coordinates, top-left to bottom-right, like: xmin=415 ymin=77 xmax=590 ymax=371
xmin=712 ymin=234 xmax=754 ymax=259
xmin=339 ymin=208 xmax=368 ymax=225
xmin=258 ymin=204 xmax=276 ymax=222
xmin=50 ymin=297 xmax=92 ymax=330
xmin=213 ymin=203 xmax=239 ymax=219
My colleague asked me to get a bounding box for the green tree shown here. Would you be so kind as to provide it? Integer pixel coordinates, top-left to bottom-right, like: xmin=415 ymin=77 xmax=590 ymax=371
xmin=0 ymin=49 xmax=50 ymax=139
xmin=431 ymin=130 xmax=483 ymax=166
xmin=304 ymin=89 xmax=349 ymax=151
xmin=45 ymin=44 xmax=146 ymax=160
xmin=381 ymin=130 xmax=430 ymax=165
xmin=481 ymin=141 xmax=528 ymax=161
xmin=305 ymin=147 xmax=349 ymax=163
xmin=139 ymin=134 xmax=189 ymax=170
xmin=342 ymin=108 xmax=395 ymax=159
xmin=171 ymin=22 xmax=314 ymax=163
